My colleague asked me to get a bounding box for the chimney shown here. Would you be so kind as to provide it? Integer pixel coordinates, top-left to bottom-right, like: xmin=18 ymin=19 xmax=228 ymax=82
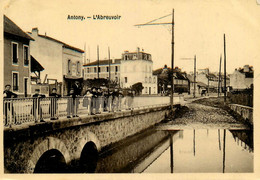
xmin=137 ymin=47 xmax=140 ymax=53
xmin=243 ymin=65 xmax=249 ymax=72
xmin=32 ymin=27 xmax=39 ymax=35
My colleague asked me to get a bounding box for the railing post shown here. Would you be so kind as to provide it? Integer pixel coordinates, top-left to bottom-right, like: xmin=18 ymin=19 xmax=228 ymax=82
xmin=9 ymin=100 xmax=13 ymax=127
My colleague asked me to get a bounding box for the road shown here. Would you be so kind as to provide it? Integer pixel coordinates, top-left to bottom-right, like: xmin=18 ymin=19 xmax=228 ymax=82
xmin=159 ymin=97 xmax=249 ymax=130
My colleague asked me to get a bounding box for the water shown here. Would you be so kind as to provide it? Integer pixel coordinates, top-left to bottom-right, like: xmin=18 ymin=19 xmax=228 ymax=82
xmin=95 ymin=128 xmax=253 ymax=173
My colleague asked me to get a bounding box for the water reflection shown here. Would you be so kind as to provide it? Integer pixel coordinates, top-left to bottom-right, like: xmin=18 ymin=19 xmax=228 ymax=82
xmin=143 ymin=129 xmax=253 ymax=173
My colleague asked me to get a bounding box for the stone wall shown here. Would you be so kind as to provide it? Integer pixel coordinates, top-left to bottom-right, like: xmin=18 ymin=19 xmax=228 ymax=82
xmin=229 ymin=104 xmax=253 ymax=125
xmin=4 ymin=105 xmax=172 ymax=173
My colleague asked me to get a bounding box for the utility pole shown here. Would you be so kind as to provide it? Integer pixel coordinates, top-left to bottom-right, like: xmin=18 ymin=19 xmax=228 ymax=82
xmin=97 ymin=45 xmax=100 ymax=79
xmin=218 ymin=54 xmax=222 ymax=97
xmin=170 ymin=9 xmax=175 ymax=110
xmin=134 ymin=9 xmax=175 ymax=110
xmin=180 ymin=55 xmax=197 ymax=98
xmin=224 ymin=34 xmax=227 ymax=103
xmin=108 ymin=47 xmax=111 ymax=89
xmin=193 ymin=55 xmax=196 ymax=98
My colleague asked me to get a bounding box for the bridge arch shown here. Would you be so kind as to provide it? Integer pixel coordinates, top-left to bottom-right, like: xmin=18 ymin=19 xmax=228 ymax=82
xmin=27 ymin=137 xmax=71 ymax=173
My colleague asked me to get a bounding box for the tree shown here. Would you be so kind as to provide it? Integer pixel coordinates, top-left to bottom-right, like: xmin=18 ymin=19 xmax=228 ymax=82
xmin=131 ymin=82 xmax=144 ymax=95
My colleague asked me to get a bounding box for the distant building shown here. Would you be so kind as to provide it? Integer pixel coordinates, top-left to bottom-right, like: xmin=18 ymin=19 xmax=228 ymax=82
xmin=4 ymin=15 xmax=34 ymax=97
xmin=196 ymin=68 xmax=230 ymax=93
xmin=153 ymin=65 xmax=189 ymax=95
xmin=83 ymin=48 xmax=158 ymax=95
xmin=29 ymin=28 xmax=84 ymax=95
xmin=230 ymin=65 xmax=253 ymax=90
xmin=83 ymin=59 xmax=121 ymax=82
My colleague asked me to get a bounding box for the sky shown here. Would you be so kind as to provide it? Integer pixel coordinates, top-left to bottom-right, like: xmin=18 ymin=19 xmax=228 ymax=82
xmin=2 ymin=0 xmax=260 ymax=74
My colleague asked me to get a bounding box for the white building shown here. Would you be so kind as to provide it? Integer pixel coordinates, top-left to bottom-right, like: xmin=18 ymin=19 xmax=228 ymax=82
xmin=230 ymin=65 xmax=253 ymax=90
xmin=29 ymin=28 xmax=84 ymax=95
xmin=83 ymin=48 xmax=158 ymax=95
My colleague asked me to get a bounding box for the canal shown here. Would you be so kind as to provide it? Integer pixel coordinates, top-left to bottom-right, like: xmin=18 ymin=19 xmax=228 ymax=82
xmin=94 ymin=127 xmax=253 ymax=173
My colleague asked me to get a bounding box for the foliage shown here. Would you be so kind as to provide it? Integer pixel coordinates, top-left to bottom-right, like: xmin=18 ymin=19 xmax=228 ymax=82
xmin=131 ymin=82 xmax=144 ymax=95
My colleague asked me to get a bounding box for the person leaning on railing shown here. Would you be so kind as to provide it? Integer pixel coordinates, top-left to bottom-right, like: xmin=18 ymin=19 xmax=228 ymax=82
xmin=32 ymin=89 xmax=46 ymax=122
xmin=49 ymin=88 xmax=61 ymax=120
xmin=3 ymin=84 xmax=18 ymax=126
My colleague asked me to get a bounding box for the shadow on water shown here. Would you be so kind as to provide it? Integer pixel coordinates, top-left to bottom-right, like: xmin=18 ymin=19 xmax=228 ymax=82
xmin=33 ymin=128 xmax=253 ymax=173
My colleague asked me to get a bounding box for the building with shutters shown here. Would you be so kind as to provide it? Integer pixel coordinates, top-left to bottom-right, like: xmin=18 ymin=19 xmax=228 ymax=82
xmin=83 ymin=48 xmax=158 ymax=95
xmin=3 ymin=15 xmax=34 ymax=97
xmin=28 ymin=28 xmax=84 ymax=96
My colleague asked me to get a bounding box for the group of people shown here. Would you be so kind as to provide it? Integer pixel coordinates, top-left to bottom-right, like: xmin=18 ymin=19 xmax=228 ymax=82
xmin=3 ymin=81 xmax=136 ymax=125
xmin=82 ymin=87 xmax=135 ymax=115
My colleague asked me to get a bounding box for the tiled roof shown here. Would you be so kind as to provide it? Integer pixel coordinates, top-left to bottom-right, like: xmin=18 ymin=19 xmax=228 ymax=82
xmin=4 ymin=15 xmax=34 ymax=40
xmin=83 ymin=59 xmax=121 ymax=66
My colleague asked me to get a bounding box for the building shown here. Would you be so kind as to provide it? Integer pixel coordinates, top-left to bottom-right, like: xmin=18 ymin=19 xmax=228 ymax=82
xmin=230 ymin=65 xmax=253 ymax=90
xmin=196 ymin=68 xmax=230 ymax=93
xmin=83 ymin=48 xmax=158 ymax=95
xmin=83 ymin=59 xmax=121 ymax=82
xmin=120 ymin=48 xmax=157 ymax=94
xmin=28 ymin=28 xmax=84 ymax=95
xmin=153 ymin=65 xmax=189 ymax=95
xmin=4 ymin=15 xmax=34 ymax=97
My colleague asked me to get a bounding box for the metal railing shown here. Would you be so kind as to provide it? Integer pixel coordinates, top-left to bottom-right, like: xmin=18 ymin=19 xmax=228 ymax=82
xmin=3 ymin=95 xmax=183 ymax=127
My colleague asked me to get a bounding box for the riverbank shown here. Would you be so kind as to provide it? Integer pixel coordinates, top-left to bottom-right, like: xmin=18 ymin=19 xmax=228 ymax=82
xmin=159 ymin=97 xmax=251 ymax=130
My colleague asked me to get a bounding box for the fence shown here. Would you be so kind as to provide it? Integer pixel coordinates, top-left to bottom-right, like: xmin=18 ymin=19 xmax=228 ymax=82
xmin=227 ymin=90 xmax=253 ymax=107
xmin=3 ymin=95 xmax=183 ymax=127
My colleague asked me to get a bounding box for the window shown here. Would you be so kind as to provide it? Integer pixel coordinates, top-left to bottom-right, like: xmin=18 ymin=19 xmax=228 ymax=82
xmin=77 ymin=61 xmax=80 ymax=74
xmin=115 ymin=66 xmax=118 ymax=72
xmin=145 ymin=87 xmax=147 ymax=93
xmin=23 ymin=45 xmax=29 ymax=66
xmin=94 ymin=67 xmax=97 ymax=73
xmin=145 ymin=77 xmax=147 ymax=83
xmin=12 ymin=72 xmax=18 ymax=91
xmin=12 ymin=42 xmax=18 ymax=64
xmin=68 ymin=60 xmax=71 ymax=74
xmin=98 ymin=67 xmax=100 ymax=72
xmin=125 ymin=77 xmax=127 ymax=83
xmin=149 ymin=77 xmax=152 ymax=83
xmin=115 ymin=77 xmax=118 ymax=82
xmin=107 ymin=67 xmax=109 ymax=72
xmin=87 ymin=68 xmax=90 ymax=73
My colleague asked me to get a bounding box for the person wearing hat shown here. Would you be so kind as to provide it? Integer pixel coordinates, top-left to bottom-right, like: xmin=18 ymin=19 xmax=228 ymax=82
xmin=49 ymin=88 xmax=61 ymax=120
xmin=3 ymin=84 xmax=18 ymax=125
xmin=32 ymin=89 xmax=45 ymax=122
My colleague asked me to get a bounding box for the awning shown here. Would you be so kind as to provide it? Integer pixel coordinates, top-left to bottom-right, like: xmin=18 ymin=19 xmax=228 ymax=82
xmin=64 ymin=75 xmax=83 ymax=80
xmin=31 ymin=55 xmax=44 ymax=72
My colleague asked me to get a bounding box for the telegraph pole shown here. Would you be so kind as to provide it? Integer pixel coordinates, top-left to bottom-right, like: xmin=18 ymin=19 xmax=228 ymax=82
xmin=218 ymin=54 xmax=222 ymax=97
xmin=97 ymin=45 xmax=100 ymax=79
xmin=224 ymin=34 xmax=227 ymax=103
xmin=108 ymin=47 xmax=111 ymax=88
xmin=134 ymin=9 xmax=175 ymax=110
xmin=193 ymin=55 xmax=196 ymax=98
xmin=170 ymin=9 xmax=175 ymax=110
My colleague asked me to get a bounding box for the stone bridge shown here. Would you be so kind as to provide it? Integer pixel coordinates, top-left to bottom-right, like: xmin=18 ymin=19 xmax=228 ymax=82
xmin=4 ymin=104 xmax=178 ymax=173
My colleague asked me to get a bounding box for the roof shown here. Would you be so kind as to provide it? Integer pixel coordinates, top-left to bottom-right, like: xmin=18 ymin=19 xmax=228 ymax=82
xmin=83 ymin=59 xmax=121 ymax=66
xmin=4 ymin=15 xmax=34 ymax=40
xmin=197 ymin=82 xmax=207 ymax=87
xmin=238 ymin=66 xmax=254 ymax=78
xmin=37 ymin=34 xmax=84 ymax=53
xmin=31 ymin=55 xmax=44 ymax=72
